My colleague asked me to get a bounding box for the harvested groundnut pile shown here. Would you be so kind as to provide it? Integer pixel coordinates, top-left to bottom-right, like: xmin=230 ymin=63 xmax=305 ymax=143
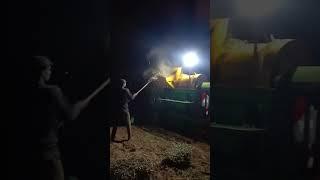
xmin=110 ymin=126 xmax=210 ymax=180
xmin=110 ymin=156 xmax=155 ymax=180
xmin=161 ymin=143 xmax=193 ymax=169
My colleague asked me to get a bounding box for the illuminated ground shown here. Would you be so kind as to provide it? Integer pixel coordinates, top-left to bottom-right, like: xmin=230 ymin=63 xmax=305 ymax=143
xmin=110 ymin=126 xmax=210 ymax=179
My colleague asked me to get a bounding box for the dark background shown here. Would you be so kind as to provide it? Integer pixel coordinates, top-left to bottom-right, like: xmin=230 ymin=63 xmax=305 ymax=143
xmin=210 ymin=0 xmax=320 ymax=179
xmin=9 ymin=0 xmax=320 ymax=179
xmin=211 ymin=0 xmax=320 ymax=60
xmin=8 ymin=0 xmax=209 ymax=179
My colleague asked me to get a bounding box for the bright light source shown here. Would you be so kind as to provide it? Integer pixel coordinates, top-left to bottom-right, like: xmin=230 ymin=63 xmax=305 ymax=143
xmin=182 ymin=51 xmax=199 ymax=68
xmin=236 ymin=0 xmax=284 ymax=18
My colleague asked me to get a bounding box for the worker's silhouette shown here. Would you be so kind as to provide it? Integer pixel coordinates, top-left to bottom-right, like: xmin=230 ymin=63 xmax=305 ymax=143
xmin=111 ymin=79 xmax=137 ymax=141
xmin=25 ymin=56 xmax=109 ymax=180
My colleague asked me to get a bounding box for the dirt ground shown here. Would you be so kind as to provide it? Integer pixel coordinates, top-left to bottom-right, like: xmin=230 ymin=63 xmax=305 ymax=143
xmin=110 ymin=126 xmax=210 ymax=180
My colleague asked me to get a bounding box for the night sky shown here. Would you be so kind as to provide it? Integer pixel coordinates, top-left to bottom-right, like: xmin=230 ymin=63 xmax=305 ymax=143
xmin=8 ymin=0 xmax=320 ymax=95
xmin=9 ymin=0 xmax=210 ymax=95
xmin=110 ymin=1 xmax=210 ymax=85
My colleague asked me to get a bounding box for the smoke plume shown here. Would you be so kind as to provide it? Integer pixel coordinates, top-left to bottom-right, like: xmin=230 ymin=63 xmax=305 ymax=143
xmin=143 ymin=46 xmax=175 ymax=79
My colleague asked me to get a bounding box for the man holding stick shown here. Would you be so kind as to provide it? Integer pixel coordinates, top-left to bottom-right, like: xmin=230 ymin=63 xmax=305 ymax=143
xmin=111 ymin=77 xmax=156 ymax=142
xmin=26 ymin=56 xmax=110 ymax=180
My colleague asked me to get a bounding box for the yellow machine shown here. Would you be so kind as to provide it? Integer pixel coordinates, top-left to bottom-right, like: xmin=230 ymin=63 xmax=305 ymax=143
xmin=161 ymin=67 xmax=206 ymax=89
xmin=210 ymin=18 xmax=295 ymax=87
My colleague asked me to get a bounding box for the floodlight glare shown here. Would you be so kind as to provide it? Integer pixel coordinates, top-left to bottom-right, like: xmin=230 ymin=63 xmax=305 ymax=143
xmin=182 ymin=51 xmax=199 ymax=68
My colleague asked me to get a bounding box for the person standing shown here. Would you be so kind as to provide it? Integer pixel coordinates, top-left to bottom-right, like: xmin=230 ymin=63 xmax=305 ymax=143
xmin=27 ymin=56 xmax=110 ymax=180
xmin=111 ymin=79 xmax=137 ymax=141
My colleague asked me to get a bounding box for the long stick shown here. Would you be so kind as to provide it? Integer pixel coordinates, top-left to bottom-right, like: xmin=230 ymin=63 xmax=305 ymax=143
xmin=136 ymin=81 xmax=152 ymax=95
xmin=86 ymin=78 xmax=111 ymax=102
xmin=135 ymin=75 xmax=158 ymax=95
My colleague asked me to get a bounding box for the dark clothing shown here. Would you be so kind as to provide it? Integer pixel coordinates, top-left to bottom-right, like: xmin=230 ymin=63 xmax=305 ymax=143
xmin=29 ymin=86 xmax=65 ymax=160
xmin=111 ymin=111 xmax=131 ymax=140
xmin=119 ymin=88 xmax=134 ymax=113
xmin=41 ymin=143 xmax=61 ymax=160
xmin=110 ymin=86 xmax=134 ymax=140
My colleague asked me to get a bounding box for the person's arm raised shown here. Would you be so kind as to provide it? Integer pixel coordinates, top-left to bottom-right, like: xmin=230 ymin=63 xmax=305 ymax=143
xmin=125 ymin=88 xmax=135 ymax=101
xmin=84 ymin=78 xmax=111 ymax=103
xmin=50 ymin=86 xmax=88 ymax=121
xmin=50 ymin=78 xmax=110 ymax=121
xmin=130 ymin=77 xmax=156 ymax=99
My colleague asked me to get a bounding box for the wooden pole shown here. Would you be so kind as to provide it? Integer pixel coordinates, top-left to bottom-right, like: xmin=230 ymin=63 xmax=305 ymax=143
xmin=85 ymin=78 xmax=111 ymax=102
xmin=136 ymin=81 xmax=152 ymax=95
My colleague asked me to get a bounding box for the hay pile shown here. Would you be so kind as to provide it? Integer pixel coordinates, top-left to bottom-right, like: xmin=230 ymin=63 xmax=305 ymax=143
xmin=110 ymin=126 xmax=210 ymax=180
xmin=162 ymin=143 xmax=192 ymax=169
xmin=110 ymin=156 xmax=155 ymax=180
